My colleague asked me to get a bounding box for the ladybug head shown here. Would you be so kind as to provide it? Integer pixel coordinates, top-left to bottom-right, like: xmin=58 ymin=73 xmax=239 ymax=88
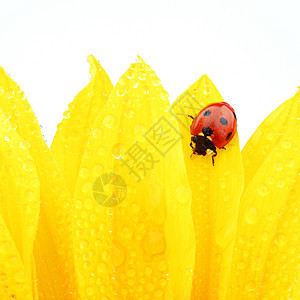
xmin=191 ymin=135 xmax=209 ymax=156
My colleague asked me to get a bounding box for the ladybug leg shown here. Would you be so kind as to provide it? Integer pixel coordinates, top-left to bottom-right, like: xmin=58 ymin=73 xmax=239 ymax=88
xmin=190 ymin=152 xmax=196 ymax=158
xmin=190 ymin=142 xmax=195 ymax=150
xmin=188 ymin=115 xmax=194 ymax=119
xmin=211 ymin=150 xmax=217 ymax=166
xmin=221 ymin=147 xmax=226 ymax=150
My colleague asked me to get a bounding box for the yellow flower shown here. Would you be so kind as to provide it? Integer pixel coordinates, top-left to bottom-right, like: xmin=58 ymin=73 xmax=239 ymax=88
xmin=0 ymin=55 xmax=298 ymax=299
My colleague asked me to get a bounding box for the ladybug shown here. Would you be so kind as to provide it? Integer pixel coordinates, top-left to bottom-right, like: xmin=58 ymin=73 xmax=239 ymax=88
xmin=188 ymin=102 xmax=237 ymax=165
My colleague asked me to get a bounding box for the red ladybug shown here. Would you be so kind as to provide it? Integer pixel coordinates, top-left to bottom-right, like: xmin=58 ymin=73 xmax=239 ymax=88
xmin=188 ymin=102 xmax=237 ymax=165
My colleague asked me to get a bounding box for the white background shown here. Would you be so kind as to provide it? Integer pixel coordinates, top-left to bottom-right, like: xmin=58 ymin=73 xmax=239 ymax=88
xmin=0 ymin=0 xmax=299 ymax=148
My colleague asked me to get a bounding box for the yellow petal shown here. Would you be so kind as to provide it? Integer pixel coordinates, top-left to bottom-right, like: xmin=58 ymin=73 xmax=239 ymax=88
xmin=230 ymin=95 xmax=300 ymax=298
xmin=242 ymin=89 xmax=300 ymax=189
xmin=0 ymin=110 xmax=40 ymax=298
xmin=72 ymin=57 xmax=195 ymax=299
xmin=51 ymin=55 xmax=113 ymax=196
xmin=170 ymin=75 xmax=244 ymax=299
xmin=0 ymin=212 xmax=34 ymax=299
xmin=0 ymin=67 xmax=77 ymax=298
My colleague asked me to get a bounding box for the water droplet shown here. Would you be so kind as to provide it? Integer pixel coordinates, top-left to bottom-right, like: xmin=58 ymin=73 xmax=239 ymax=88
xmin=277 ymin=234 xmax=287 ymax=247
xmin=112 ymin=143 xmax=125 ymax=159
xmin=142 ymin=230 xmax=166 ymax=256
xmin=97 ymin=262 xmax=107 ymax=273
xmin=199 ymin=184 xmax=206 ymax=191
xmin=251 ymin=257 xmax=263 ymax=271
xmin=160 ymin=90 xmax=169 ymax=101
xmin=145 ymin=266 xmax=152 ymax=275
xmin=112 ymin=240 xmax=125 ymax=267
xmin=6 ymin=88 xmax=15 ymax=99
xmin=128 ymin=278 xmax=135 ymax=286
xmin=126 ymin=70 xmax=134 ymax=79
xmin=134 ymin=124 xmax=146 ymax=136
xmin=124 ymin=109 xmax=134 ymax=118
xmin=266 ymin=131 xmax=275 ymax=141
xmin=23 ymin=160 xmax=35 ymax=172
xmin=280 ymin=140 xmax=292 ymax=149
xmin=285 ymin=158 xmax=295 ymax=167
xmin=220 ymin=181 xmax=227 ymax=189
xmin=82 ymin=182 xmax=92 ymax=194
xmin=127 ymin=268 xmax=135 ymax=277
xmin=131 ymin=202 xmax=140 ymax=214
xmin=122 ymin=96 xmax=131 ymax=105
xmin=75 ymin=200 xmax=83 ymax=209
xmin=10 ymin=123 xmax=17 ymax=130
xmin=274 ymin=162 xmax=283 ymax=172
xmin=289 ymin=246 xmax=296 ymax=255
xmin=142 ymin=85 xmax=150 ymax=94
xmin=223 ymin=195 xmax=230 ymax=202
xmin=155 ymin=290 xmax=164 ymax=297
xmin=84 ymin=198 xmax=93 ymax=210
xmin=121 ymin=226 xmax=133 ymax=239
xmin=92 ymin=128 xmax=102 ymax=139
xmin=245 ymin=206 xmax=258 ymax=224
xmin=257 ymin=184 xmax=269 ymax=196
xmin=93 ymin=165 xmax=104 ymax=177
xmin=103 ymin=114 xmax=117 ymax=128
xmin=237 ymin=260 xmax=246 ymax=270
xmin=277 ymin=179 xmax=285 ymax=188
xmin=86 ymin=287 xmax=94 ymax=296
xmin=79 ymin=168 xmax=89 ymax=179
xmin=157 ymin=260 xmax=168 ymax=272
xmin=262 ymin=231 xmax=270 ymax=241
xmin=98 ymin=146 xmax=106 ymax=156
xmin=176 ymin=184 xmax=191 ymax=204
xmin=246 ymin=281 xmax=255 ymax=292
xmin=138 ymin=71 xmax=147 ymax=81
xmin=152 ymin=78 xmax=161 ymax=86
xmin=117 ymin=88 xmax=125 ymax=97
xmin=63 ymin=111 xmax=70 ymax=118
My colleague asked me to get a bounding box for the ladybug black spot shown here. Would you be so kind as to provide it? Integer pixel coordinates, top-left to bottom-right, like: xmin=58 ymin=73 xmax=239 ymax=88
xmin=226 ymin=132 xmax=232 ymax=140
xmin=203 ymin=110 xmax=211 ymax=116
xmin=220 ymin=117 xmax=228 ymax=125
xmin=202 ymin=127 xmax=213 ymax=136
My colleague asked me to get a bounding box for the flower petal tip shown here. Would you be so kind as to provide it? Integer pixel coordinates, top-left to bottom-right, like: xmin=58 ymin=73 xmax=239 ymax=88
xmin=136 ymin=55 xmax=145 ymax=64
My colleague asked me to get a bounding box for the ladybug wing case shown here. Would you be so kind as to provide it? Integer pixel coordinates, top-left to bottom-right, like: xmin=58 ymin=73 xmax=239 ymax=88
xmin=210 ymin=104 xmax=237 ymax=148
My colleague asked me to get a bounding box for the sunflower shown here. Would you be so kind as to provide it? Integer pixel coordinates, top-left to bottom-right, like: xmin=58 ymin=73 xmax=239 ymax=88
xmin=0 ymin=55 xmax=298 ymax=299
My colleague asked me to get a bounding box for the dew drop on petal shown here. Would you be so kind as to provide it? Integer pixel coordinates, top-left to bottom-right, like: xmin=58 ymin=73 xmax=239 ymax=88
xmin=86 ymin=287 xmax=95 ymax=296
xmin=246 ymin=281 xmax=255 ymax=292
xmin=103 ymin=114 xmax=117 ymax=128
xmin=117 ymin=88 xmax=125 ymax=97
xmin=280 ymin=140 xmax=292 ymax=149
xmin=92 ymin=128 xmax=102 ymax=139
xmin=98 ymin=146 xmax=106 ymax=156
xmin=142 ymin=230 xmax=166 ymax=256
xmin=134 ymin=124 xmax=146 ymax=136
xmin=245 ymin=206 xmax=258 ymax=224
xmin=176 ymin=184 xmax=190 ymax=204
xmin=112 ymin=240 xmax=125 ymax=267
xmin=124 ymin=109 xmax=134 ymax=118
xmin=112 ymin=143 xmax=125 ymax=159
xmin=257 ymin=184 xmax=269 ymax=196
